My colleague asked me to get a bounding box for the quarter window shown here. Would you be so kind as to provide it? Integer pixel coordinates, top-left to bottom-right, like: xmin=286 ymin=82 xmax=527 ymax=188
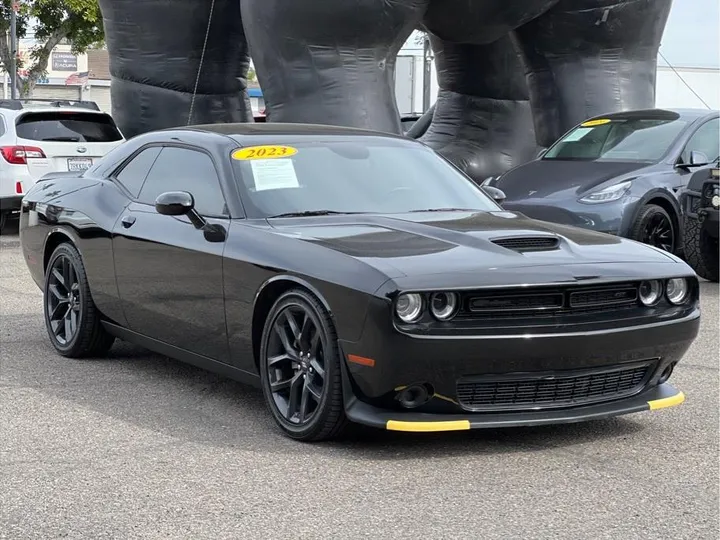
xmin=114 ymin=147 xmax=161 ymax=197
xmin=138 ymin=146 xmax=228 ymax=216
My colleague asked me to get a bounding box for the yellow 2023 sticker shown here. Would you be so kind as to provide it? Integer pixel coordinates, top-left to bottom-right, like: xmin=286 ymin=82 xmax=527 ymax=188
xmin=581 ymin=118 xmax=611 ymax=127
xmin=232 ymin=145 xmax=298 ymax=160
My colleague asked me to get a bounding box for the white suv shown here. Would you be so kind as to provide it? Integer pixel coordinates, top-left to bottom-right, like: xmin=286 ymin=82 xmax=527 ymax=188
xmin=0 ymin=99 xmax=126 ymax=231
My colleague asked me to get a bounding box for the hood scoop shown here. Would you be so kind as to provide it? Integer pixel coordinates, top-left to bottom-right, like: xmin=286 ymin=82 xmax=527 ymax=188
xmin=491 ymin=235 xmax=560 ymax=253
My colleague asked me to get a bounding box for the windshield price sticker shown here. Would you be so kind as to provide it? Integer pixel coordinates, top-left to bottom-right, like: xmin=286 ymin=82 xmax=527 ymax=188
xmin=250 ymin=159 xmax=300 ymax=191
xmin=232 ymin=145 xmax=298 ymax=160
xmin=581 ymin=118 xmax=611 ymax=127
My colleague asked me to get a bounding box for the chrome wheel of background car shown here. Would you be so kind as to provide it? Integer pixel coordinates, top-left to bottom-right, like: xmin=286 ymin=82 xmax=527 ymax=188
xmin=642 ymin=212 xmax=674 ymax=252
xmin=266 ymin=305 xmax=327 ymax=425
xmin=46 ymin=254 xmax=82 ymax=346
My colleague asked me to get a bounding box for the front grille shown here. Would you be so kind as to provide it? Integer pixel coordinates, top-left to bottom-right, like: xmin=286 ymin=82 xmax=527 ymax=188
xmin=456 ymin=361 xmax=655 ymax=412
xmin=492 ymin=236 xmax=559 ymax=252
xmin=461 ymin=282 xmax=640 ymax=319
xmin=569 ymin=286 xmax=638 ymax=308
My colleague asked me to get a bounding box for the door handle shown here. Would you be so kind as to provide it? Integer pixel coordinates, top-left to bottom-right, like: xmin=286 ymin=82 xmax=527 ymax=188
xmin=121 ymin=215 xmax=136 ymax=228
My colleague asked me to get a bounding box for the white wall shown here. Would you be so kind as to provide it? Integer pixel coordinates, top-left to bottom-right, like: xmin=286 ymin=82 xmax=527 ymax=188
xmin=655 ymin=66 xmax=720 ymax=110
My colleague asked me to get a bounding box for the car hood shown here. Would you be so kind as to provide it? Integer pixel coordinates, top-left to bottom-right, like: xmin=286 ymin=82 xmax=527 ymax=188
xmin=268 ymin=210 xmax=677 ymax=279
xmin=497 ymin=159 xmax=651 ymax=200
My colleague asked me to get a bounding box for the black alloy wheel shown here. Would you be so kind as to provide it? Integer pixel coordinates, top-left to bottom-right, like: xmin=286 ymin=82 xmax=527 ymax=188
xmin=631 ymin=204 xmax=676 ymax=253
xmin=47 ymin=252 xmax=82 ymax=346
xmin=43 ymin=243 xmax=115 ymax=358
xmin=259 ymin=289 xmax=347 ymax=441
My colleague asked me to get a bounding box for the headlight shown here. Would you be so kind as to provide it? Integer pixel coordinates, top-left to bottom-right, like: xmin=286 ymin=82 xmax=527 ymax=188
xmin=639 ymin=280 xmax=662 ymax=306
xmin=666 ymin=278 xmax=689 ymax=305
xmin=395 ymin=293 xmax=423 ymax=323
xmin=579 ymin=180 xmax=632 ymax=204
xmin=430 ymin=292 xmax=459 ymax=320
xmin=712 ymin=195 xmax=719 ymax=208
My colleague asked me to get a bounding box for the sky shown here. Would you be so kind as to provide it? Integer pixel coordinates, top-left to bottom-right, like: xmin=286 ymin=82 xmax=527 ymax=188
xmin=659 ymin=0 xmax=720 ymax=69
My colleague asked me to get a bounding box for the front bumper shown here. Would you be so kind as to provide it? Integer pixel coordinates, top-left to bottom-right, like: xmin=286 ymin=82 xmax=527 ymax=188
xmin=343 ymin=381 xmax=684 ymax=432
xmin=680 ymin=180 xmax=720 ymax=239
xmin=338 ymin=301 xmax=699 ymax=431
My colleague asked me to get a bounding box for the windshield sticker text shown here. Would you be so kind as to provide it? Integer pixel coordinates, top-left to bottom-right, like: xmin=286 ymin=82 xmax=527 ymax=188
xmin=250 ymin=159 xmax=300 ymax=191
xmin=232 ymin=145 xmax=298 ymax=160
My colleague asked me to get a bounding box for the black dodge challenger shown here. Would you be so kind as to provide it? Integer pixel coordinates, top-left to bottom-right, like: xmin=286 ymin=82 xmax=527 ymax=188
xmin=19 ymin=123 xmax=700 ymax=441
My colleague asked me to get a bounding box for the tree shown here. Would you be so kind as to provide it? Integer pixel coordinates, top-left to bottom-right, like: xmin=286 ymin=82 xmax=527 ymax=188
xmin=1 ymin=0 xmax=104 ymax=97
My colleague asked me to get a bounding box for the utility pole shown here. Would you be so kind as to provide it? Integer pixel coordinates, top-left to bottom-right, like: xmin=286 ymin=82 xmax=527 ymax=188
xmin=9 ymin=0 xmax=19 ymax=99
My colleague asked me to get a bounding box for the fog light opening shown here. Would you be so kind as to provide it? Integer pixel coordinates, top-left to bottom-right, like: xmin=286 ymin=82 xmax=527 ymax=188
xmin=396 ymin=384 xmax=433 ymax=409
xmin=658 ymin=363 xmax=675 ymax=384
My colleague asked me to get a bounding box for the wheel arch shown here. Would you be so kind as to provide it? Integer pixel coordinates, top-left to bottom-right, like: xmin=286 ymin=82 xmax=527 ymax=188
xmin=625 ymin=189 xmax=683 ymax=246
xmin=43 ymin=227 xmax=81 ymax=272
xmin=251 ymin=275 xmax=333 ymax=370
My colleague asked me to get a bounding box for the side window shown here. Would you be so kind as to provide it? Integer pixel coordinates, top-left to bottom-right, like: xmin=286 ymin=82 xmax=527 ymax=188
xmin=0 ymin=114 xmax=6 ymax=137
xmin=138 ymin=146 xmax=227 ymax=216
xmin=682 ymin=118 xmax=720 ymax=163
xmin=114 ymin=147 xmax=162 ymax=197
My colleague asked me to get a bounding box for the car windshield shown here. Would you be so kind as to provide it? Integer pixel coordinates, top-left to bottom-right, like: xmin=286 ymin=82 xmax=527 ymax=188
xmin=542 ymin=115 xmax=688 ymax=163
xmin=230 ymin=136 xmax=500 ymax=217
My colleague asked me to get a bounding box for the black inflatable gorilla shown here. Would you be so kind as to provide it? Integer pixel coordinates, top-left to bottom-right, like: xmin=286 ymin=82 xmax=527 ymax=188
xmin=97 ymin=0 xmax=672 ymax=181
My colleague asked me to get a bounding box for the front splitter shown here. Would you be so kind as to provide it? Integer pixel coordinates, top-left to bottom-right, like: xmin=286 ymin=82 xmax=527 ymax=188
xmin=343 ymin=383 xmax=685 ymax=433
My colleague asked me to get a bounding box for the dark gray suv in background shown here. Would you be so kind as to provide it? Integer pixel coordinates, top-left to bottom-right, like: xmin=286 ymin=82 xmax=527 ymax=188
xmin=485 ymin=108 xmax=719 ymax=255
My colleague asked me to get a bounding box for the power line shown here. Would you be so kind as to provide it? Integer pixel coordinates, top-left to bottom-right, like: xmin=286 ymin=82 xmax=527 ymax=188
xmin=658 ymin=50 xmax=712 ymax=109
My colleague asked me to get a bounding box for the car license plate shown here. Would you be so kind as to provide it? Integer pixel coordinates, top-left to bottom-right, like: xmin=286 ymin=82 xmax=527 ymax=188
xmin=68 ymin=157 xmax=92 ymax=171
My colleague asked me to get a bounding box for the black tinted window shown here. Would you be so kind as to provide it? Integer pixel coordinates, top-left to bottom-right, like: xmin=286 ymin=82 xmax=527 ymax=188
xmin=16 ymin=111 xmax=124 ymax=142
xmin=138 ymin=147 xmax=227 ymax=216
xmin=115 ymin=147 xmax=162 ymax=197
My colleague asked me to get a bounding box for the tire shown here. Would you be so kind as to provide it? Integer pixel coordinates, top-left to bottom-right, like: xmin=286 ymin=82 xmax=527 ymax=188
xmin=683 ymin=214 xmax=719 ymax=282
xmin=0 ymin=212 xmax=7 ymax=234
xmin=43 ymin=242 xmax=115 ymax=358
xmin=259 ymin=288 xmax=348 ymax=442
xmin=629 ymin=204 xmax=677 ymax=253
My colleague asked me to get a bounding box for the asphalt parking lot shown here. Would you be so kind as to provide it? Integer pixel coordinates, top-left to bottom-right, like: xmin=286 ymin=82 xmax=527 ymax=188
xmin=1 ymin=220 xmax=718 ymax=540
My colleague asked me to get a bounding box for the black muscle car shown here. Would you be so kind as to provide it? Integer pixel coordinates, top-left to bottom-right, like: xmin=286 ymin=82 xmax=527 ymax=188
xmin=19 ymin=123 xmax=700 ymax=441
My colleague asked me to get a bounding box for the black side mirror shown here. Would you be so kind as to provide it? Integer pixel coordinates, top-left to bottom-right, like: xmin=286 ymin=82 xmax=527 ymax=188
xmin=155 ymin=191 xmax=206 ymax=229
xmin=482 ymin=185 xmax=507 ymax=204
xmin=156 ymin=191 xmax=194 ymax=215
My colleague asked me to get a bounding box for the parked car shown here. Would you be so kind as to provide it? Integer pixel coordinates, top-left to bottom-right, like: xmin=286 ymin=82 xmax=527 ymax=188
xmin=0 ymin=99 xmax=125 ymax=232
xmin=484 ymin=108 xmax=720 ymax=255
xmin=679 ymin=164 xmax=719 ymax=281
xmin=19 ymin=123 xmax=699 ymax=442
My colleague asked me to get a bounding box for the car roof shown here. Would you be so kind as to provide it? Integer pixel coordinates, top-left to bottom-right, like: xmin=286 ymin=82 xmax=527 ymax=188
xmin=583 ymin=107 xmax=718 ymax=123
xmin=0 ymin=106 xmax=112 ymax=119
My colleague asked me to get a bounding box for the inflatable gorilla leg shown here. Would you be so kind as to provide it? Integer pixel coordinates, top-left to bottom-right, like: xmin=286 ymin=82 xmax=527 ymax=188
xmin=514 ymin=0 xmax=673 ymax=147
xmin=98 ymin=0 xmax=253 ymax=139
xmin=418 ymin=35 xmax=539 ymax=183
xmin=241 ymin=0 xmax=428 ymax=134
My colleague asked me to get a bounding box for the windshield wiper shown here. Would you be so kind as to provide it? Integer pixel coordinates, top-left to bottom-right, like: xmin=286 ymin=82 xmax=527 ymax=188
xmin=408 ymin=207 xmax=479 ymax=213
xmin=268 ymin=210 xmax=365 ymax=218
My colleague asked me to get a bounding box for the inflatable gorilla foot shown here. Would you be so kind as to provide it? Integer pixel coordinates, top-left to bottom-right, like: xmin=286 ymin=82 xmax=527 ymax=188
xmin=99 ymin=0 xmax=672 ymax=182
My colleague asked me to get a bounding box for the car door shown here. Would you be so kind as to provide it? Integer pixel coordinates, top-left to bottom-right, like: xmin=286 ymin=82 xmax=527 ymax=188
xmin=112 ymin=144 xmax=232 ymax=363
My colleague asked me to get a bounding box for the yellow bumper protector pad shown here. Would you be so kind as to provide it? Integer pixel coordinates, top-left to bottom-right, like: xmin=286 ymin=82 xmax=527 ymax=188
xmin=386 ymin=420 xmax=471 ymax=432
xmin=647 ymin=391 xmax=685 ymax=410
